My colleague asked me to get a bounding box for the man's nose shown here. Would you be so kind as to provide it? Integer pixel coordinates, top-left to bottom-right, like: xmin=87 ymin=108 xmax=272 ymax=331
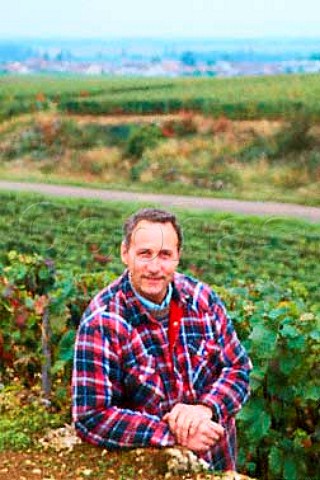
xmin=146 ymin=254 xmax=161 ymax=271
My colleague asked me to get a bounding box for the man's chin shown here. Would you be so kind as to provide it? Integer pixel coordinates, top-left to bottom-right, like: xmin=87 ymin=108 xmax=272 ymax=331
xmin=141 ymin=288 xmax=164 ymax=304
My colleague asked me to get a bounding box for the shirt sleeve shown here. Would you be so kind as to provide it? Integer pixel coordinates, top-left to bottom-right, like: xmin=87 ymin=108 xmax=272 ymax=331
xmin=198 ymin=299 xmax=253 ymax=424
xmin=72 ymin=312 xmax=175 ymax=449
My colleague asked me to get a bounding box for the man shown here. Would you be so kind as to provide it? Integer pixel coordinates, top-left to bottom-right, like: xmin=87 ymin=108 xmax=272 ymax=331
xmin=72 ymin=208 xmax=252 ymax=471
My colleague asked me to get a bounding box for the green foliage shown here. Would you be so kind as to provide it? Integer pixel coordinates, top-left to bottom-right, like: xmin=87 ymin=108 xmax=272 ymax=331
xmin=0 ymin=75 xmax=106 ymax=120
xmin=0 ymin=248 xmax=117 ymax=384
xmin=0 ymin=251 xmax=55 ymax=383
xmin=1 ymin=119 xmax=134 ymax=162
xmin=272 ymin=114 xmax=316 ymax=157
xmin=239 ymin=114 xmax=318 ymax=164
xmin=220 ymin=282 xmax=320 ymax=480
xmin=0 ymin=383 xmax=63 ymax=451
xmin=130 ymin=156 xmax=150 ymax=181
xmin=55 ymin=74 xmax=320 ymax=120
xmin=2 ymin=74 xmax=320 ymax=120
xmin=122 ymin=124 xmax=163 ymax=181
xmin=4 ymin=250 xmax=55 ymax=294
xmin=124 ymin=124 xmax=162 ymax=159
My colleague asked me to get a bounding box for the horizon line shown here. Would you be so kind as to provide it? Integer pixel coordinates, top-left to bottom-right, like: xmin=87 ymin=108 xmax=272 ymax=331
xmin=1 ymin=35 xmax=320 ymax=42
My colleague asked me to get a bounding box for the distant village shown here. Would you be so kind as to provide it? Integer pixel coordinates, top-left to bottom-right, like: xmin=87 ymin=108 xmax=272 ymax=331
xmin=1 ymin=38 xmax=320 ymax=77
xmin=3 ymin=57 xmax=320 ymax=77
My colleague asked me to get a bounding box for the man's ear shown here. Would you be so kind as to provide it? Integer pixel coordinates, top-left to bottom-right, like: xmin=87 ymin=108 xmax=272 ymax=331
xmin=120 ymin=241 xmax=128 ymax=265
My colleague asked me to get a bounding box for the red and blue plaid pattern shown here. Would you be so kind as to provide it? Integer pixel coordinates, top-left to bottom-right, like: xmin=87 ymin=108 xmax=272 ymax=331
xmin=72 ymin=271 xmax=252 ymax=471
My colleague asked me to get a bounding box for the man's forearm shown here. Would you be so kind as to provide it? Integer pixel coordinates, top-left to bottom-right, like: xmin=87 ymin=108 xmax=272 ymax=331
xmin=74 ymin=405 xmax=175 ymax=449
xmin=199 ymin=365 xmax=251 ymax=422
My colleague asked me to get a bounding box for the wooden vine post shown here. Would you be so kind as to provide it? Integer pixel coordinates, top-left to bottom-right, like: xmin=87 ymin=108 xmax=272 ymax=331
xmin=41 ymin=300 xmax=52 ymax=402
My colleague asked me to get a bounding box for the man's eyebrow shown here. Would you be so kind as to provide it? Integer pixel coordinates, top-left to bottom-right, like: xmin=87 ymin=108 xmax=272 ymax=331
xmin=136 ymin=247 xmax=153 ymax=253
xmin=136 ymin=247 xmax=173 ymax=254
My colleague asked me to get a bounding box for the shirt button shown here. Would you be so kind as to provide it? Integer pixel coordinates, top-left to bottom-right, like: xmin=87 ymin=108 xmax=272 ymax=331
xmin=173 ymin=321 xmax=178 ymax=327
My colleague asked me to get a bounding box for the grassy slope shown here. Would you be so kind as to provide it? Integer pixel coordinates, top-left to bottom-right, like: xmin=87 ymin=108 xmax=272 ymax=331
xmin=0 ymin=110 xmax=319 ymax=206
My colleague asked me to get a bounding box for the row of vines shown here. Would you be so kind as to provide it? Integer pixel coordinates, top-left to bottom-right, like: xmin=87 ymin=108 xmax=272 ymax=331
xmin=1 ymin=74 xmax=320 ymax=120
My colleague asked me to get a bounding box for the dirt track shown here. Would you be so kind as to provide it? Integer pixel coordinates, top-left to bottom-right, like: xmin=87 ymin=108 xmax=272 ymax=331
xmin=0 ymin=180 xmax=319 ymax=223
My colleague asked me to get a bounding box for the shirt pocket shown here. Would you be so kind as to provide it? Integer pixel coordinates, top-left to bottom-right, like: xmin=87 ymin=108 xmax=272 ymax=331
xmin=188 ymin=338 xmax=223 ymax=388
xmin=123 ymin=354 xmax=165 ymax=412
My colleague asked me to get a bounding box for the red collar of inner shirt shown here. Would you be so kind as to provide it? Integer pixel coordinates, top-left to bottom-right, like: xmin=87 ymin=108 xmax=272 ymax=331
xmin=168 ymin=299 xmax=184 ymax=353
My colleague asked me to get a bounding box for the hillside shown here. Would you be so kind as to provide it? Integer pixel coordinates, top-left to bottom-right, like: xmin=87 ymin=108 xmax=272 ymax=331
xmin=0 ymin=109 xmax=319 ymax=206
xmin=1 ymin=74 xmax=319 ymax=206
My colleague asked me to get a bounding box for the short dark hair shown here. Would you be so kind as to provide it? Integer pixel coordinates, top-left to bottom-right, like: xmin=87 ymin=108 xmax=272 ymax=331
xmin=123 ymin=208 xmax=183 ymax=251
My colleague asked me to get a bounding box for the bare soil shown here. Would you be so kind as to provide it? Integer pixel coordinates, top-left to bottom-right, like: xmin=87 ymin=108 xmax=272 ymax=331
xmin=0 ymin=445 xmax=166 ymax=480
xmin=0 ymin=445 xmax=255 ymax=480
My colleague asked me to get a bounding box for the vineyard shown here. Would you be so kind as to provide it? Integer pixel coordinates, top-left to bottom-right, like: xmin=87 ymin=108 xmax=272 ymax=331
xmin=1 ymin=74 xmax=320 ymax=119
xmin=0 ymin=191 xmax=319 ymax=479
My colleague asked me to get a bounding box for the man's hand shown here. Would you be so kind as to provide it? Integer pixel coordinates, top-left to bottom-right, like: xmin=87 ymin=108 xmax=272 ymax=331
xmin=180 ymin=418 xmax=225 ymax=452
xmin=163 ymin=403 xmax=224 ymax=452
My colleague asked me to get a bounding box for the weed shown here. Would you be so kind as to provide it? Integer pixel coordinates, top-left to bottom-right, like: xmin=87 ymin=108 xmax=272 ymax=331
xmin=124 ymin=124 xmax=162 ymax=159
xmin=0 ymin=383 xmax=64 ymax=451
xmin=272 ymin=114 xmax=315 ymax=157
xmin=118 ymin=464 xmax=136 ymax=479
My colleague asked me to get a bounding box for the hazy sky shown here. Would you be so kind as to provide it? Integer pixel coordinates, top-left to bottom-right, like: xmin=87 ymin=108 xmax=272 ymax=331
xmin=1 ymin=0 xmax=320 ymax=39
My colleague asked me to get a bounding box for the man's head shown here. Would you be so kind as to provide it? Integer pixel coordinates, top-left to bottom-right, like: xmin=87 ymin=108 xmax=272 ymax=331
xmin=122 ymin=208 xmax=183 ymax=252
xmin=121 ymin=208 xmax=183 ymax=304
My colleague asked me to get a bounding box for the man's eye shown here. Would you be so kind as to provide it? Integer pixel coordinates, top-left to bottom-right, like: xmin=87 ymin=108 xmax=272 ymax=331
xmin=138 ymin=251 xmax=152 ymax=258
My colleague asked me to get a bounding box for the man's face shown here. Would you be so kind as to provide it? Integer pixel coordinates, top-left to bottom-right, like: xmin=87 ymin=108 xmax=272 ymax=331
xmin=121 ymin=220 xmax=180 ymax=304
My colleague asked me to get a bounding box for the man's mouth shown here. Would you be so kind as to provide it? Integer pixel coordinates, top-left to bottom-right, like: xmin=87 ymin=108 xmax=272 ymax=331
xmin=143 ymin=276 xmax=164 ymax=282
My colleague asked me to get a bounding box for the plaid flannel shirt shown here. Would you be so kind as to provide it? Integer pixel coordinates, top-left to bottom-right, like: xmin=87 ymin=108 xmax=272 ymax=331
xmin=72 ymin=270 xmax=252 ymax=471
